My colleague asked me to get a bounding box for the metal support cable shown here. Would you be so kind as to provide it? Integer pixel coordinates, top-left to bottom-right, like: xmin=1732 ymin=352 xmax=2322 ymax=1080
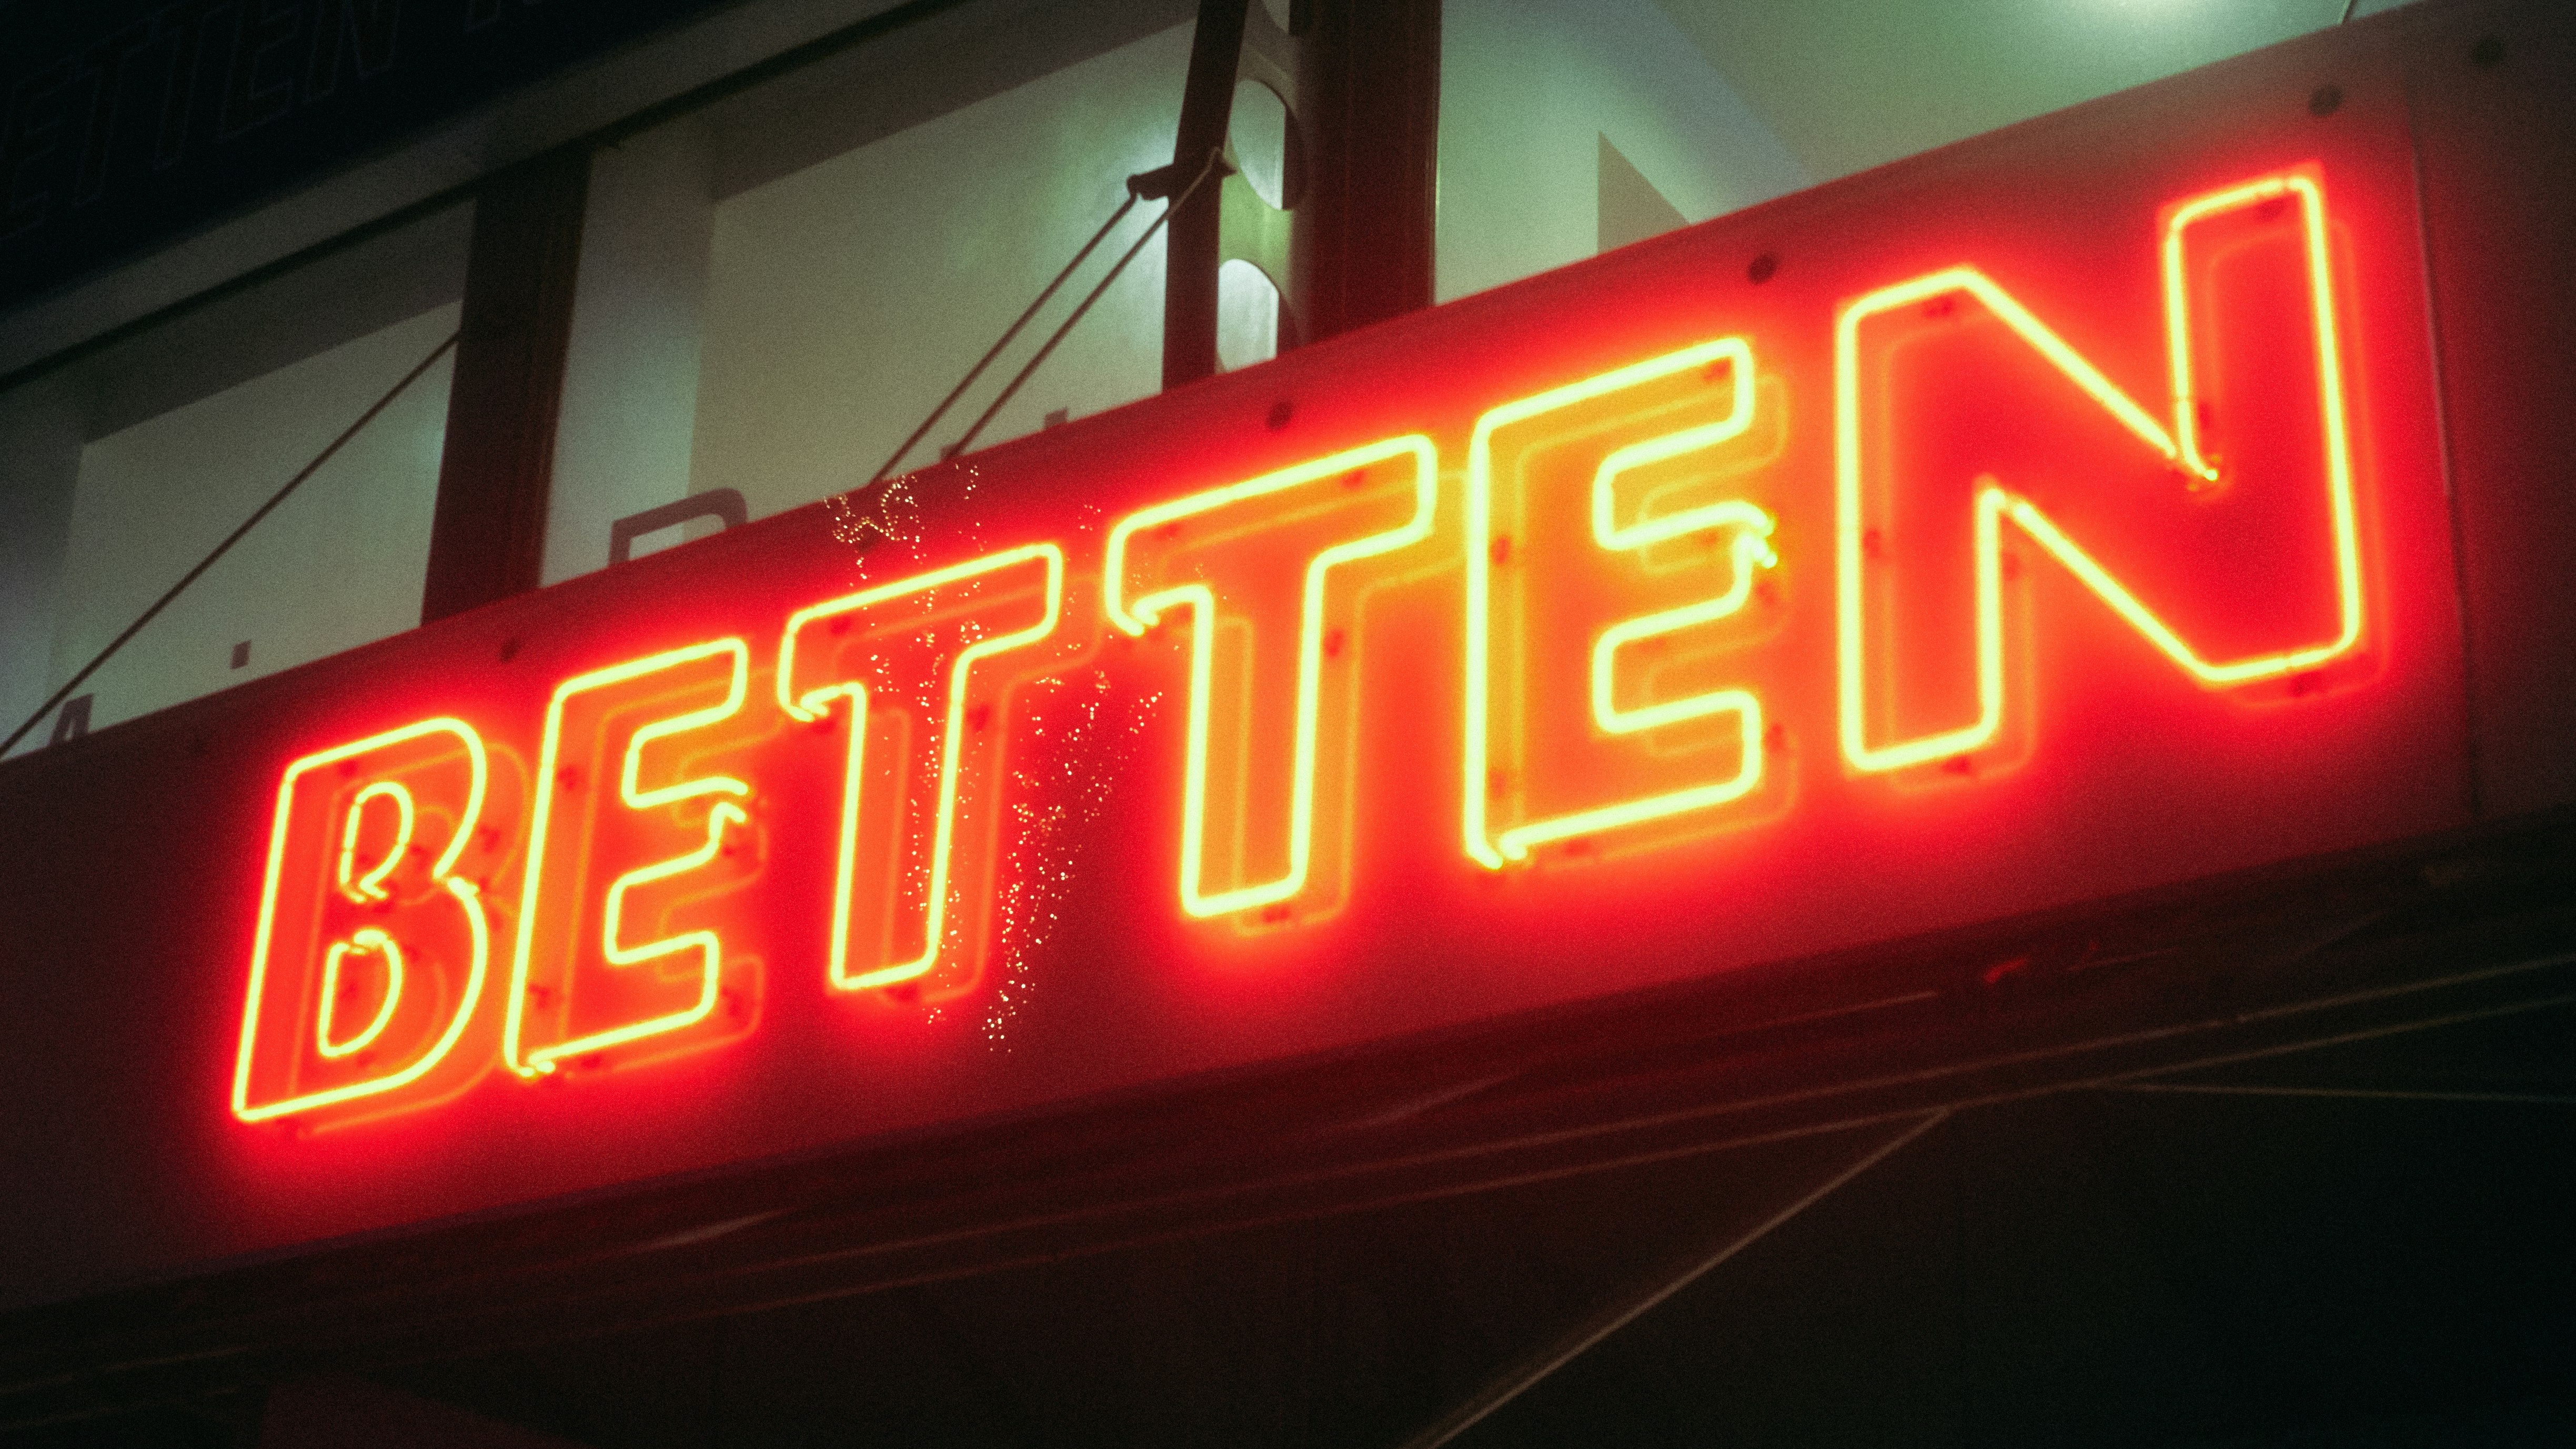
xmin=2112 ymin=1081 xmax=2576 ymax=1106
xmin=2 ymin=331 xmax=462 ymax=757
xmin=943 ymin=149 xmax=1229 ymax=463
xmin=13 ymin=150 xmax=1217 ymax=758
xmin=15 ymin=138 xmax=1221 ymax=760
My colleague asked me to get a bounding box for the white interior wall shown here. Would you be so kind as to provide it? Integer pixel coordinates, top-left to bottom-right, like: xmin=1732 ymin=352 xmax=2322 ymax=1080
xmin=688 ymin=23 xmax=1191 ymax=523
xmin=1653 ymin=0 xmax=2426 ymax=185
xmin=49 ymin=305 xmax=457 ymax=734
xmin=546 ymin=123 xmax=719 ymax=585
xmin=0 ymin=383 xmax=84 ymax=758
xmin=1436 ymin=0 xmax=1809 ymax=304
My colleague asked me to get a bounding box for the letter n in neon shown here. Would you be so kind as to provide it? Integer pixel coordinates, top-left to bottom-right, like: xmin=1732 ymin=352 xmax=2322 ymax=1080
xmin=1464 ymin=338 xmax=1782 ymax=869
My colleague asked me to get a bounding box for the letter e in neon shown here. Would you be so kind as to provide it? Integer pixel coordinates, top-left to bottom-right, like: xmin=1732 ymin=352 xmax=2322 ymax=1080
xmin=1465 ymin=338 xmax=1782 ymax=868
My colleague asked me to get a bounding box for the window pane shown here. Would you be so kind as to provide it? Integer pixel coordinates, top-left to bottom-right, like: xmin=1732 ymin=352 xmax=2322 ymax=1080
xmin=1230 ymin=77 xmax=1290 ymax=211
xmin=1216 ymin=258 xmax=1283 ymax=374
xmin=1437 ymin=0 xmax=1809 ymax=301
xmin=1665 ymin=0 xmax=2409 ymax=183
xmin=545 ymin=6 xmax=1196 ymax=582
xmin=1 ymin=205 xmax=468 ymax=756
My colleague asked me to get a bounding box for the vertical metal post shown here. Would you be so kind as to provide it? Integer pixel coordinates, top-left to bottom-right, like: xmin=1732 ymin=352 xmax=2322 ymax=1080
xmin=421 ymin=148 xmax=589 ymax=624
xmin=1162 ymin=0 xmax=1254 ymax=390
xmin=1294 ymin=0 xmax=1439 ymax=344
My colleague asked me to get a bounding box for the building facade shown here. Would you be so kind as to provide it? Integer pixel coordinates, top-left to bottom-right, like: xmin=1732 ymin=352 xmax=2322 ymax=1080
xmin=3 ymin=1 xmax=2571 ymax=1444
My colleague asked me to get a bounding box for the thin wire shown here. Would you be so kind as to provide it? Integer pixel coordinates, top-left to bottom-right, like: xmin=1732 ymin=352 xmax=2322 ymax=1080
xmin=2111 ymin=1081 xmax=2576 ymax=1106
xmin=945 ymin=149 xmax=1227 ymax=462
xmin=864 ymin=190 xmax=1141 ymax=486
xmin=1400 ymin=1112 xmax=1948 ymax=1449
xmin=2 ymin=331 xmax=462 ymax=757
xmin=2339 ymin=0 xmax=2360 ymax=21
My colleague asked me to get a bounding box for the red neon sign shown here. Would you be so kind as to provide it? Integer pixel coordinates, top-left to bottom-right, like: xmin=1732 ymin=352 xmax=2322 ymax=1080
xmin=1107 ymin=436 xmax=1438 ymax=923
xmin=222 ymin=159 xmax=2444 ymax=1144
xmin=1463 ymin=335 xmax=1782 ymax=868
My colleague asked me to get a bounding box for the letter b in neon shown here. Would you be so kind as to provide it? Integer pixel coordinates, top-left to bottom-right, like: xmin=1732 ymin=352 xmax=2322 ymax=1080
xmin=233 ymin=719 xmax=496 ymax=1123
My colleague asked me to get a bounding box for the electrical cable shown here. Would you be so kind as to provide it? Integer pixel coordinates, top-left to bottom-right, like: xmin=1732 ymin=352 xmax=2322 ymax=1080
xmin=1 ymin=330 xmax=462 ymax=757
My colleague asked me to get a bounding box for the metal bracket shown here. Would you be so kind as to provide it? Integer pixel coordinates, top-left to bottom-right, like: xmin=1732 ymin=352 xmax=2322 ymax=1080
xmin=1163 ymin=0 xmax=1310 ymax=385
xmin=1219 ymin=2 xmax=1303 ymax=344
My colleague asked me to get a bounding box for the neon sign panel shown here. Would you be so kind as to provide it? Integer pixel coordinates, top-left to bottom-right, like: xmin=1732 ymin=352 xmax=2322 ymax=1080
xmin=234 ymin=167 xmax=2384 ymax=1126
